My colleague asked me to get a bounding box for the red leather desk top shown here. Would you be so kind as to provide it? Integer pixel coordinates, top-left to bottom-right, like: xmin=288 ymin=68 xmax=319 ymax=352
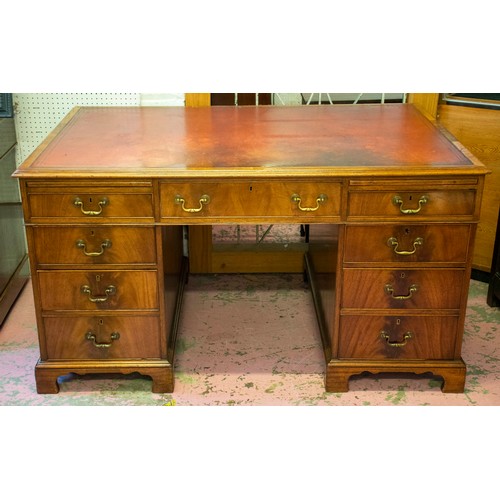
xmin=16 ymin=104 xmax=476 ymax=178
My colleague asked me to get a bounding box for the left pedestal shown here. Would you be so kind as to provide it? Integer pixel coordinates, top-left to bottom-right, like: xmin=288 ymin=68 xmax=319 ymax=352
xmin=21 ymin=180 xmax=185 ymax=394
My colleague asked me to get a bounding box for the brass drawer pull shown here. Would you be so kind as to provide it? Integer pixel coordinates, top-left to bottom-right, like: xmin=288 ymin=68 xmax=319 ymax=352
xmin=380 ymin=330 xmax=412 ymax=348
xmin=291 ymin=193 xmax=328 ymax=212
xmin=85 ymin=330 xmax=120 ymax=348
xmin=384 ymin=283 xmax=418 ymax=300
xmin=392 ymin=195 xmax=428 ymax=214
xmin=76 ymin=239 xmax=112 ymax=256
xmin=174 ymin=194 xmax=210 ymax=213
xmin=80 ymin=284 xmax=116 ymax=303
xmin=387 ymin=236 xmax=423 ymax=255
xmin=73 ymin=196 xmax=108 ymax=216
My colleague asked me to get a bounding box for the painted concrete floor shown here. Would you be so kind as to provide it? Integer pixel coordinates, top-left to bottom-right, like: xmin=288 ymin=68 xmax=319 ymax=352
xmin=1 ymin=274 xmax=499 ymax=406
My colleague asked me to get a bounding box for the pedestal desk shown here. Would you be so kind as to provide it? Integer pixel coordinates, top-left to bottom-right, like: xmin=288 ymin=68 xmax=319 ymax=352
xmin=13 ymin=104 xmax=490 ymax=394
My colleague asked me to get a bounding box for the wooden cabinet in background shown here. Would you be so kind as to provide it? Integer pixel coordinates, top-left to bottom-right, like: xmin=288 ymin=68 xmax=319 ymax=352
xmin=0 ymin=110 xmax=29 ymax=326
xmin=438 ymin=100 xmax=500 ymax=273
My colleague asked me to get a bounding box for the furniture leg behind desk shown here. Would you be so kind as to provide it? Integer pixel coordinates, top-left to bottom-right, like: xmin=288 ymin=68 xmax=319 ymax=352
xmin=487 ymin=205 xmax=500 ymax=307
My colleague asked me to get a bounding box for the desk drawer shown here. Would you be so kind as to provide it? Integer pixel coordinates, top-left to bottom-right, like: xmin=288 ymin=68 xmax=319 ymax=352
xmin=160 ymin=180 xmax=342 ymax=221
xmin=348 ymin=189 xmax=476 ymax=219
xmin=344 ymin=224 xmax=471 ymax=265
xmin=43 ymin=315 xmax=161 ymax=359
xmin=342 ymin=268 xmax=465 ymax=310
xmin=38 ymin=270 xmax=159 ymax=311
xmin=32 ymin=226 xmax=157 ymax=266
xmin=339 ymin=315 xmax=458 ymax=359
xmin=26 ymin=185 xmax=154 ymax=221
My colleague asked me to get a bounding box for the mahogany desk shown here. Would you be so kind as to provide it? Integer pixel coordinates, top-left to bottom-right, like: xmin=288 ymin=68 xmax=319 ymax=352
xmin=13 ymin=104 xmax=490 ymax=394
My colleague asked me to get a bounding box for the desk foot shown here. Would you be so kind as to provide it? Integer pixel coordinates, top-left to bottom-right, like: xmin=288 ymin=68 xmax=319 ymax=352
xmin=35 ymin=362 xmax=61 ymax=394
xmin=34 ymin=360 xmax=174 ymax=394
xmin=325 ymin=360 xmax=466 ymax=393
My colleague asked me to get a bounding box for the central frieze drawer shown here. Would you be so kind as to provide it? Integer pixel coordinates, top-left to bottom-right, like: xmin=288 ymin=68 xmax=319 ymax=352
xmin=342 ymin=268 xmax=465 ymax=310
xmin=32 ymin=226 xmax=157 ymax=266
xmin=344 ymin=224 xmax=471 ymax=265
xmin=38 ymin=270 xmax=159 ymax=311
xmin=43 ymin=315 xmax=162 ymax=359
xmin=338 ymin=315 xmax=458 ymax=360
xmin=160 ymin=181 xmax=342 ymax=220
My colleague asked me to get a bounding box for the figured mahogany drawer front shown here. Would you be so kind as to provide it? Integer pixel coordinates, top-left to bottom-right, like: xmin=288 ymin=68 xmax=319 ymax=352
xmin=27 ymin=190 xmax=154 ymax=221
xmin=348 ymin=189 xmax=476 ymax=219
xmin=38 ymin=270 xmax=158 ymax=311
xmin=338 ymin=315 xmax=458 ymax=359
xmin=344 ymin=224 xmax=471 ymax=265
xmin=43 ymin=315 xmax=161 ymax=360
xmin=342 ymin=269 xmax=465 ymax=310
xmin=33 ymin=226 xmax=157 ymax=266
xmin=159 ymin=181 xmax=342 ymax=220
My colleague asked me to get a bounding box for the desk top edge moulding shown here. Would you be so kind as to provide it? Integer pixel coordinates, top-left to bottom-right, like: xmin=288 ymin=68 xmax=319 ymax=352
xmin=12 ymin=104 xmax=491 ymax=394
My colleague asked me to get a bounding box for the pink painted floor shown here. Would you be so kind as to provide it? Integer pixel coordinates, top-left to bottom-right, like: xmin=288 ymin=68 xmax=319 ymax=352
xmin=1 ymin=275 xmax=499 ymax=405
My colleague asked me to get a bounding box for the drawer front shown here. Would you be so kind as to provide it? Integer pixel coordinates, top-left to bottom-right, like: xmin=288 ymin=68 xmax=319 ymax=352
xmin=38 ymin=270 xmax=158 ymax=311
xmin=33 ymin=226 xmax=157 ymax=266
xmin=43 ymin=315 xmax=161 ymax=359
xmin=344 ymin=224 xmax=471 ymax=265
xmin=348 ymin=189 xmax=476 ymax=219
xmin=27 ymin=189 xmax=154 ymax=221
xmin=160 ymin=181 xmax=342 ymax=220
xmin=339 ymin=315 xmax=458 ymax=359
xmin=342 ymin=269 xmax=465 ymax=310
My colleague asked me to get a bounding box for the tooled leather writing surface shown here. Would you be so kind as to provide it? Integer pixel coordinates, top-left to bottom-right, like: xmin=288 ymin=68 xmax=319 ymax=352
xmin=28 ymin=104 xmax=472 ymax=174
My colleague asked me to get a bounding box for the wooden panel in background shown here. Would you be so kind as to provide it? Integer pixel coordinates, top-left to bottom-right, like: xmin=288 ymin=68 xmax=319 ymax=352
xmin=438 ymin=104 xmax=500 ymax=272
xmin=184 ymin=93 xmax=210 ymax=108
xmin=407 ymin=93 xmax=439 ymax=120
